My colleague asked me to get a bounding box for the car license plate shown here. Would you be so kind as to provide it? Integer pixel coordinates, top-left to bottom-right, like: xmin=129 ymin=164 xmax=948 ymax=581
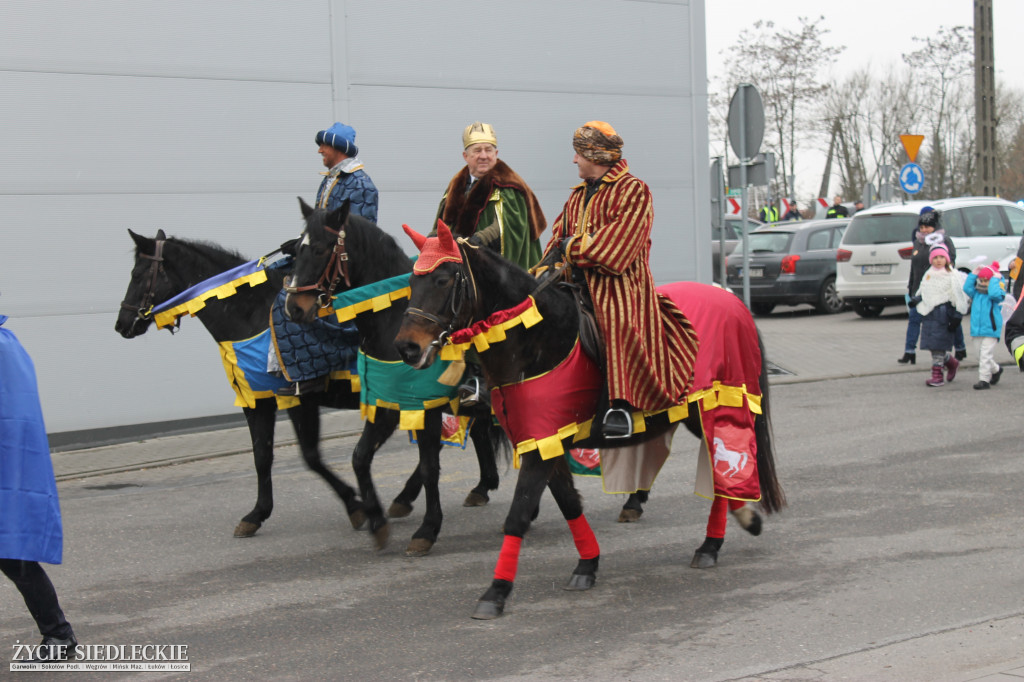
xmin=749 ymin=267 xmax=764 ymax=278
xmin=861 ymin=264 xmax=892 ymax=275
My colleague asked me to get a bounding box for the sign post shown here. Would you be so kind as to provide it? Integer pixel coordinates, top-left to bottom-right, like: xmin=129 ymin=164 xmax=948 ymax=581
xmin=727 ymin=83 xmax=764 ymax=309
xmin=710 ymin=157 xmax=726 ymax=286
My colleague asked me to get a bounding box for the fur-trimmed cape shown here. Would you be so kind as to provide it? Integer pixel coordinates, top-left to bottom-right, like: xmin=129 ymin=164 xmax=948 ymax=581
xmin=438 ymin=159 xmax=546 ymax=241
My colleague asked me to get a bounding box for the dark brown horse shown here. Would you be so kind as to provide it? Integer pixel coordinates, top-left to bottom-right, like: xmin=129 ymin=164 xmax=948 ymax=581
xmin=282 ymin=199 xmax=510 ymax=556
xmin=393 ymin=223 xmax=785 ymax=618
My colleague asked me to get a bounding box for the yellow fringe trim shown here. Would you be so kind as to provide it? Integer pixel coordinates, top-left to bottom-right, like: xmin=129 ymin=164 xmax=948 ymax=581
xmin=360 ymin=396 xmax=453 ymax=431
xmin=155 ymin=269 xmax=269 ymax=329
xmin=321 ymin=287 xmax=412 ymax=321
xmin=440 ymin=296 xmax=543 ymax=361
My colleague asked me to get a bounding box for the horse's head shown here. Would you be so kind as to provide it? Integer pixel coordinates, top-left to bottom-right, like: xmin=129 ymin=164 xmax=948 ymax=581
xmin=394 ymin=221 xmax=476 ymax=369
xmin=115 ymin=229 xmax=174 ymax=338
xmin=283 ymin=197 xmax=352 ymax=323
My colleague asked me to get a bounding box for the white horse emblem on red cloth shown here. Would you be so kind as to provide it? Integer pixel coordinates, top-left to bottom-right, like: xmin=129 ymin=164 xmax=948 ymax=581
xmin=713 ymin=436 xmax=748 ymax=477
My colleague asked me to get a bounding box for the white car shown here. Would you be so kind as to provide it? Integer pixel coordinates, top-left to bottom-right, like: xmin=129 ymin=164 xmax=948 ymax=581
xmin=835 ymin=197 xmax=1024 ymax=317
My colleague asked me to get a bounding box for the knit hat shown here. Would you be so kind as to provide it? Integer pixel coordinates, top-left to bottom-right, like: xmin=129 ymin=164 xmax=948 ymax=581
xmin=919 ymin=207 xmax=939 ymax=228
xmin=977 ymin=262 xmax=1000 ymax=279
xmin=572 ymin=121 xmax=623 ymax=165
xmin=929 ymin=243 xmax=950 ymax=263
xmin=316 ymin=122 xmax=359 ymax=157
xmin=462 ymin=122 xmax=497 ymax=149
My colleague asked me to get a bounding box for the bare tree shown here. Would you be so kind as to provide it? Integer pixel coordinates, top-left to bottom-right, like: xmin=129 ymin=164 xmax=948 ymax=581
xmin=723 ymin=15 xmax=843 ymax=199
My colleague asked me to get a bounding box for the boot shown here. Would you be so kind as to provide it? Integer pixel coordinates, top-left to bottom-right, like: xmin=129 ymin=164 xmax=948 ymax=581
xmin=973 ymin=380 xmax=991 ymax=390
xmin=926 ymin=365 xmax=945 ymax=387
xmin=944 ymin=354 xmax=959 ymax=383
xmin=990 ymin=366 xmax=1004 ymax=385
xmin=955 ymin=348 xmax=967 ymax=361
xmin=897 ymin=352 xmax=916 ymax=365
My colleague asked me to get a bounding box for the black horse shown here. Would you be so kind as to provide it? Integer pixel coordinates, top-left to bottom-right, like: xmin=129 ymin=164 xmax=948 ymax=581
xmin=394 ymin=223 xmax=785 ymax=618
xmin=281 ymin=199 xmax=510 ymax=556
xmin=115 ymin=225 xmax=502 ymax=550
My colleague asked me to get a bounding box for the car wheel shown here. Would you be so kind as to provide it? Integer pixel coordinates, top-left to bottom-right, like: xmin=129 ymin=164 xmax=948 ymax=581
xmin=852 ymin=303 xmax=884 ymax=318
xmin=750 ymin=302 xmax=776 ymax=316
xmin=815 ymin=276 xmax=845 ymax=314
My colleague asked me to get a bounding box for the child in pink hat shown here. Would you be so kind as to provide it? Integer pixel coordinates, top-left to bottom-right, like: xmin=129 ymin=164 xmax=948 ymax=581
xmin=963 ymin=262 xmax=1006 ymax=389
xmin=915 ymin=243 xmax=969 ymax=387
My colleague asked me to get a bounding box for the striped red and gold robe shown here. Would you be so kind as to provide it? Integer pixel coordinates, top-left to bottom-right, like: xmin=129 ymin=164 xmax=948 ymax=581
xmin=540 ymin=159 xmax=699 ymax=411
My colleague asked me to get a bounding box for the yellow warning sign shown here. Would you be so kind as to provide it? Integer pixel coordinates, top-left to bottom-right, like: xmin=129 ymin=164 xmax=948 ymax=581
xmin=900 ymin=134 xmax=925 ymax=163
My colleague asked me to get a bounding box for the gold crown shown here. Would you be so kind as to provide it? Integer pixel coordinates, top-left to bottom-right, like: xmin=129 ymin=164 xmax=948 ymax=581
xmin=463 ymin=122 xmax=497 ymax=149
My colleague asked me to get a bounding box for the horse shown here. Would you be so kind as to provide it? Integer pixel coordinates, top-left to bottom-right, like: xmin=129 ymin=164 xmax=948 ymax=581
xmin=114 ymin=226 xmax=503 ymax=550
xmin=393 ymin=223 xmax=786 ymax=619
xmin=281 ymin=198 xmax=511 ymax=556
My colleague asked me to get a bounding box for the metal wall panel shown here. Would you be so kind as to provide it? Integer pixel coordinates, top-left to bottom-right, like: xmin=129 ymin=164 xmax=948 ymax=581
xmin=0 ymin=0 xmax=708 ymax=436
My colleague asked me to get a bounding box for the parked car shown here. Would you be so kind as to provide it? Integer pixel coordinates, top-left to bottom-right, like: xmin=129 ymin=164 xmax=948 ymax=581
xmin=711 ymin=216 xmax=762 ymax=282
xmin=726 ymin=218 xmax=850 ymax=315
xmin=835 ymin=197 xmax=1024 ymax=317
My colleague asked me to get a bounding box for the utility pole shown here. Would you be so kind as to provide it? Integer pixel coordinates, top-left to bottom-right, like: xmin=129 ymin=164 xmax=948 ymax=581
xmin=974 ymin=0 xmax=997 ymax=196
xmin=818 ymin=119 xmax=838 ymax=199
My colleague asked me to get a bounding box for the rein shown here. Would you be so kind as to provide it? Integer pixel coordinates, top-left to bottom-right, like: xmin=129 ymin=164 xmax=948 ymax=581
xmin=120 ymin=238 xmax=177 ymax=331
xmin=283 ymin=220 xmax=352 ymax=308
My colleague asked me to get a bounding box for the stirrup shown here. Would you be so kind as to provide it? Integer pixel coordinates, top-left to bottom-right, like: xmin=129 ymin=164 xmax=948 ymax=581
xmin=458 ymin=376 xmax=487 ymax=408
xmin=602 ymin=407 xmax=633 ymax=439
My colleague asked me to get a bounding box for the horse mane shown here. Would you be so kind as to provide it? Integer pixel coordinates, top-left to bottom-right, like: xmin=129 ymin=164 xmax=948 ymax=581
xmin=464 ymin=235 xmax=575 ymax=320
xmin=156 ymin=236 xmax=249 ymax=279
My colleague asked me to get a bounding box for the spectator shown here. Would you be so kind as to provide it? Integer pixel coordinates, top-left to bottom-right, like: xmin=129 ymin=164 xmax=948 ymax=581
xmin=315 ymin=122 xmax=379 ymax=222
xmin=900 ymin=208 xmax=956 ymax=365
xmin=915 ymin=244 xmax=969 ymax=387
xmin=963 ymin=263 xmax=1006 ymax=389
xmin=781 ymin=202 xmax=801 ymax=221
xmin=759 ymin=202 xmax=779 ymax=223
xmin=826 ymin=195 xmax=849 ymax=219
xmin=853 ymin=200 xmax=865 ymax=214
xmin=1 ymin=314 xmax=77 ymax=661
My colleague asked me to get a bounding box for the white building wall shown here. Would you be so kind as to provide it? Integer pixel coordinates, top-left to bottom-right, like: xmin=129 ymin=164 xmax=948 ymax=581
xmin=0 ymin=0 xmax=709 ymax=436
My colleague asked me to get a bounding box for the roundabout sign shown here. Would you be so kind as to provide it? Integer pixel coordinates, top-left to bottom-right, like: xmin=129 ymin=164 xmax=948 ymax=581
xmin=899 ymin=163 xmax=924 ymax=195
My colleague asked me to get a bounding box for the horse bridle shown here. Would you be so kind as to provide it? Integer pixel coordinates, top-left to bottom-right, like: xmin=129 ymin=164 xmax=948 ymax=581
xmin=119 ymin=238 xmax=171 ymax=329
xmin=404 ymin=240 xmax=479 ymax=351
xmin=283 ymin=221 xmax=352 ymax=309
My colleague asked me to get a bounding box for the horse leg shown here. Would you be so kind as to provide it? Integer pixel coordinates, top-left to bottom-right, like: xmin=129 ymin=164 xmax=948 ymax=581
xmin=351 ymin=411 xmax=400 ymax=550
xmin=388 ymin=467 xmax=422 ymax=519
xmin=406 ymin=409 xmax=444 ymax=557
xmin=546 ymin=457 xmax=599 ymax=591
xmin=618 ymin=488 xmax=649 ymax=523
xmin=472 ymin=452 xmax=554 ymax=620
xmin=691 ymin=496 xmax=728 ymax=568
xmin=463 ymin=417 xmax=500 ymax=507
xmin=234 ymin=399 xmax=277 ymax=538
xmin=287 ymin=398 xmax=366 ymax=531
xmin=730 ymin=499 xmax=763 ymax=536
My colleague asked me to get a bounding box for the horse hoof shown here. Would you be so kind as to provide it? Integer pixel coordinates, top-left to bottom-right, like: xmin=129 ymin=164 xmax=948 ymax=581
xmin=387 ymin=502 xmax=413 ymax=518
xmin=617 ymin=508 xmax=642 ymax=523
xmin=731 ymin=506 xmax=762 ymax=536
xmin=405 ymin=538 xmax=434 ymax=557
xmin=233 ymin=521 xmax=260 ymax=538
xmin=472 ymin=600 xmax=504 ymax=620
xmin=564 ymin=573 xmax=596 ymax=591
xmin=463 ymin=491 xmax=489 ymax=507
xmin=373 ymin=523 xmax=390 ymax=551
xmin=690 ymin=550 xmax=718 ymax=569
xmin=349 ymin=509 xmax=367 ymax=530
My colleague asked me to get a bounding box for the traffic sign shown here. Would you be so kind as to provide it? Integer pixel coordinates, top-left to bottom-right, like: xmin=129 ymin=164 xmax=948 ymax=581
xmin=727 ymin=84 xmax=764 ymax=160
xmin=900 ymin=134 xmax=925 ymax=163
xmin=899 ymin=163 xmax=924 ymax=194
xmin=726 ymin=197 xmax=742 ymax=215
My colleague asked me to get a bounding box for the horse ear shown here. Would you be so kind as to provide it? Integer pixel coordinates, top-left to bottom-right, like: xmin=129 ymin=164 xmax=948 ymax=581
xmin=436 ymin=219 xmax=457 ymax=252
xmin=327 ymin=199 xmax=350 ymax=230
xmin=402 ymin=224 xmax=428 ymax=252
xmin=156 ymin=229 xmax=166 ymax=240
xmin=298 ymin=197 xmax=314 ymax=219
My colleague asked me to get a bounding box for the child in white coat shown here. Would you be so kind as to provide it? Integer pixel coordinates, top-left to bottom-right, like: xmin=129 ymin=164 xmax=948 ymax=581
xmin=915 ymin=244 xmax=969 ymax=387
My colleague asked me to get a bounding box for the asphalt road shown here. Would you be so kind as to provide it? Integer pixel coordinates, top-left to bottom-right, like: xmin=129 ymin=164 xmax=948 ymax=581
xmin=4 ymin=364 xmax=1023 ymax=681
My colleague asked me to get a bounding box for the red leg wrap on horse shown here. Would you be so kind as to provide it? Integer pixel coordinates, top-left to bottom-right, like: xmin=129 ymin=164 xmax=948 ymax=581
xmin=567 ymin=515 xmax=600 ymax=560
xmin=728 ymin=498 xmax=746 ymax=512
xmin=706 ymin=496 xmax=728 ymax=539
xmin=494 ymin=535 xmax=523 ymax=582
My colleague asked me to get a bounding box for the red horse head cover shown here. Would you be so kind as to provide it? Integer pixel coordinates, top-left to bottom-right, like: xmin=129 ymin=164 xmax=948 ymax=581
xmin=402 ymin=220 xmax=463 ymax=274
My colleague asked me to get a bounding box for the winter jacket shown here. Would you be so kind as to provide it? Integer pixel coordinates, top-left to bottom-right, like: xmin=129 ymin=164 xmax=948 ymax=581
xmin=0 ymin=316 xmax=63 ymax=564
xmin=908 ymin=229 xmax=956 ymax=296
xmin=963 ymin=273 xmax=1006 ymax=339
xmin=918 ymin=268 xmax=969 ymax=352
xmin=316 ymin=157 xmax=379 ymax=223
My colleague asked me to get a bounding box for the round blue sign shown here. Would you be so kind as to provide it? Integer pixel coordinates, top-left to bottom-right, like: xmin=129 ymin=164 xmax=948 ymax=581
xmin=899 ymin=163 xmax=924 ymax=194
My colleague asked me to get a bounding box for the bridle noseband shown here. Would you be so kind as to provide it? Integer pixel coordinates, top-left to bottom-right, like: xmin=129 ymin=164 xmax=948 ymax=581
xmin=283 ymin=221 xmax=352 ymax=309
xmin=120 ymin=238 xmax=168 ymax=327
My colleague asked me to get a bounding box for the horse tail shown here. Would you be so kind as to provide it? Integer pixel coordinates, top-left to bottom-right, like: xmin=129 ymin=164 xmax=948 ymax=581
xmin=754 ymin=329 xmax=787 ymax=514
xmin=488 ymin=418 xmax=513 ymax=470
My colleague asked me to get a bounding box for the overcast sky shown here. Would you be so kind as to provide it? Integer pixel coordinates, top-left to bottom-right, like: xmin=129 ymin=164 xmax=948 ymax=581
xmin=705 ymin=0 xmax=1023 ymax=199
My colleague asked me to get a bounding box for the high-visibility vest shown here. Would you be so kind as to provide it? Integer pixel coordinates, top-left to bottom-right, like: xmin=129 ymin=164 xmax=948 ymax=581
xmin=760 ymin=206 xmax=778 ymax=222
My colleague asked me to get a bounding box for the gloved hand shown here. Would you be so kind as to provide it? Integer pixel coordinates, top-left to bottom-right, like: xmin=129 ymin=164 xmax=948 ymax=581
xmin=280 ymin=237 xmax=301 ymax=256
xmin=908 ymin=296 xmax=920 ymax=308
xmin=557 ymin=236 xmax=573 ymax=257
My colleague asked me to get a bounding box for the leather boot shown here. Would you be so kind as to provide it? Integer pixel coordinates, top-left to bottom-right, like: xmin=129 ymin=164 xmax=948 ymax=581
xmin=944 ymin=354 xmax=959 ymax=383
xmin=926 ymin=365 xmax=945 ymax=387
xmin=897 ymin=352 xmax=916 ymax=365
